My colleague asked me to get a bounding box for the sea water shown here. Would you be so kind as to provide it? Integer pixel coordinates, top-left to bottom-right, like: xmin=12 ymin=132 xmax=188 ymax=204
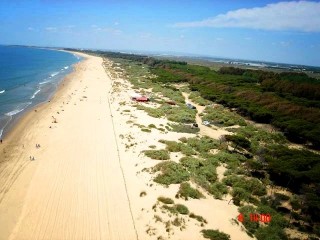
xmin=0 ymin=45 xmax=81 ymax=138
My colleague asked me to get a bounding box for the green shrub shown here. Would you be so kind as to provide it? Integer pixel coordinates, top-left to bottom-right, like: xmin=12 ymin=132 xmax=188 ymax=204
xmin=201 ymin=229 xmax=231 ymax=240
xmin=225 ymin=134 xmax=251 ymax=150
xmin=148 ymin=124 xmax=157 ymax=128
xmin=180 ymin=156 xmax=203 ymax=171
xmin=186 ymin=137 xmax=219 ymax=154
xmin=175 ymin=204 xmax=189 ymax=215
xmin=168 ymin=123 xmax=200 ymax=134
xmin=189 ymin=213 xmax=207 ymax=223
xmin=231 ymin=187 xmax=250 ymax=203
xmin=238 ymin=205 xmax=259 ymax=235
xmin=255 ymin=226 xmax=288 ymax=240
xmin=209 ymin=182 xmax=228 ymax=199
xmin=144 ymin=150 xmax=170 ymax=160
xmin=141 ymin=128 xmax=151 ymax=132
xmin=177 ymin=182 xmax=204 ymax=200
xmin=153 ymin=161 xmax=190 ymax=185
xmin=162 ymin=140 xmax=182 ymax=152
xmin=180 ymin=144 xmax=197 ymax=156
xmin=158 ymin=196 xmax=174 ymax=204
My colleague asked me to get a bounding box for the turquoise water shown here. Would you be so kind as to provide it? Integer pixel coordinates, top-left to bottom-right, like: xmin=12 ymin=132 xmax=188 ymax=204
xmin=0 ymin=45 xmax=81 ymax=138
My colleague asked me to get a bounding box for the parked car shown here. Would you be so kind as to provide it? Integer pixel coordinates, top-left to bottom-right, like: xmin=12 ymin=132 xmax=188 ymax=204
xmin=202 ymin=120 xmax=211 ymax=126
xmin=186 ymin=103 xmax=196 ymax=109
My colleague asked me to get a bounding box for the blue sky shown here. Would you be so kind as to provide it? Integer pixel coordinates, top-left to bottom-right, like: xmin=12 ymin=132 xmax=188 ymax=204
xmin=0 ymin=0 xmax=320 ymax=66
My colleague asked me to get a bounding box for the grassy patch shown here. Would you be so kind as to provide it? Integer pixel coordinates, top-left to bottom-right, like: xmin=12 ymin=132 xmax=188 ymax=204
xmin=188 ymin=91 xmax=211 ymax=106
xmin=176 ymin=182 xmax=204 ymax=200
xmin=144 ymin=150 xmax=170 ymax=160
xmin=159 ymin=140 xmax=183 ymax=152
xmin=208 ymin=182 xmax=228 ymax=199
xmin=202 ymin=105 xmax=247 ymax=127
xmin=157 ymin=196 xmax=174 ymax=204
xmin=167 ymin=123 xmax=200 ymax=134
xmin=175 ymin=204 xmax=189 ymax=215
xmin=185 ymin=136 xmax=219 ymax=154
xmin=153 ymin=161 xmax=190 ymax=185
xmin=189 ymin=213 xmax=207 ymax=224
xmin=201 ymin=229 xmax=231 ymax=240
xmin=141 ymin=128 xmax=152 ymax=132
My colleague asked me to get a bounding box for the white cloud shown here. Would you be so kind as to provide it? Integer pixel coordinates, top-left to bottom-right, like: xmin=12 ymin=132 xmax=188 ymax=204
xmin=173 ymin=1 xmax=320 ymax=32
xmin=91 ymin=25 xmax=122 ymax=35
xmin=45 ymin=27 xmax=57 ymax=31
xmin=27 ymin=27 xmax=34 ymax=31
xmin=114 ymin=22 xmax=119 ymax=26
xmin=215 ymin=37 xmax=224 ymax=41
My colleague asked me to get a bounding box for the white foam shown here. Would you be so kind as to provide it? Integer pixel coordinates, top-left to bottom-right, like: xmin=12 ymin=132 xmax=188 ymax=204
xmin=50 ymin=72 xmax=59 ymax=77
xmin=39 ymin=80 xmax=50 ymax=85
xmin=30 ymin=89 xmax=40 ymax=99
xmin=0 ymin=129 xmax=2 ymax=139
xmin=64 ymin=66 xmax=69 ymax=69
xmin=5 ymin=102 xmax=31 ymax=117
xmin=0 ymin=90 xmax=5 ymax=94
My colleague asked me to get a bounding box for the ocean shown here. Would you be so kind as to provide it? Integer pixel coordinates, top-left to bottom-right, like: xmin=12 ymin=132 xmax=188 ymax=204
xmin=0 ymin=45 xmax=81 ymax=138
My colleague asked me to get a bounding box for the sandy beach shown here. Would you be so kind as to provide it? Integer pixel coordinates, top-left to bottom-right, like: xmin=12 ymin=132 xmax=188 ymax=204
xmin=0 ymin=53 xmax=137 ymax=240
xmin=0 ymin=52 xmax=251 ymax=240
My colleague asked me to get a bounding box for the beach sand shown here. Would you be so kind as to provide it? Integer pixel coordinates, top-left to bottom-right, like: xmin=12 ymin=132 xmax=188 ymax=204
xmin=0 ymin=53 xmax=137 ymax=240
xmin=0 ymin=52 xmax=251 ymax=240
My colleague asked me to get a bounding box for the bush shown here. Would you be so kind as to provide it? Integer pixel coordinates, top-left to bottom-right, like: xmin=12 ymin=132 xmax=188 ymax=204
xmin=209 ymin=182 xmax=228 ymax=199
xmin=158 ymin=196 xmax=174 ymax=204
xmin=225 ymin=134 xmax=251 ymax=150
xmin=161 ymin=140 xmax=182 ymax=152
xmin=201 ymin=229 xmax=231 ymax=240
xmin=141 ymin=128 xmax=151 ymax=132
xmin=180 ymin=144 xmax=197 ymax=156
xmin=144 ymin=150 xmax=170 ymax=160
xmin=175 ymin=204 xmax=189 ymax=215
xmin=189 ymin=213 xmax=207 ymax=223
xmin=168 ymin=123 xmax=200 ymax=134
xmin=238 ymin=205 xmax=259 ymax=235
xmin=186 ymin=136 xmax=219 ymax=154
xmin=177 ymin=182 xmax=204 ymax=200
xmin=255 ymin=226 xmax=288 ymax=240
xmin=153 ymin=161 xmax=190 ymax=185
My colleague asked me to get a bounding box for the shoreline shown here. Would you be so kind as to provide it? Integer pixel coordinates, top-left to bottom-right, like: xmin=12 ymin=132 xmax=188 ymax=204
xmin=0 ymin=52 xmax=137 ymax=239
xmin=0 ymin=48 xmax=81 ymax=140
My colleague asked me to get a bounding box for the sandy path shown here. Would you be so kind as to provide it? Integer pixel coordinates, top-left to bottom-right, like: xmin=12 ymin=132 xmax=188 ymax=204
xmin=0 ymin=53 xmax=137 ymax=240
xmin=182 ymin=92 xmax=229 ymax=139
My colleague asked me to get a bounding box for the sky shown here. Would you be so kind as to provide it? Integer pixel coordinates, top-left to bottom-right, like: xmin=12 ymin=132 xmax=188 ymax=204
xmin=0 ymin=0 xmax=320 ymax=66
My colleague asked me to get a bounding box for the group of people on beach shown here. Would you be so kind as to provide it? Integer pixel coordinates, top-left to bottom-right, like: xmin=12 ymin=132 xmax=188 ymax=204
xmin=29 ymin=144 xmax=41 ymax=160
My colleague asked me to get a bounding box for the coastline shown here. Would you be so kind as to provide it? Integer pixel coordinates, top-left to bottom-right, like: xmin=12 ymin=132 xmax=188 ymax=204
xmin=0 ymin=47 xmax=81 ymax=140
xmin=0 ymin=52 xmax=137 ymax=239
xmin=0 ymin=51 xmax=87 ymax=239
xmin=0 ymin=50 xmax=253 ymax=240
